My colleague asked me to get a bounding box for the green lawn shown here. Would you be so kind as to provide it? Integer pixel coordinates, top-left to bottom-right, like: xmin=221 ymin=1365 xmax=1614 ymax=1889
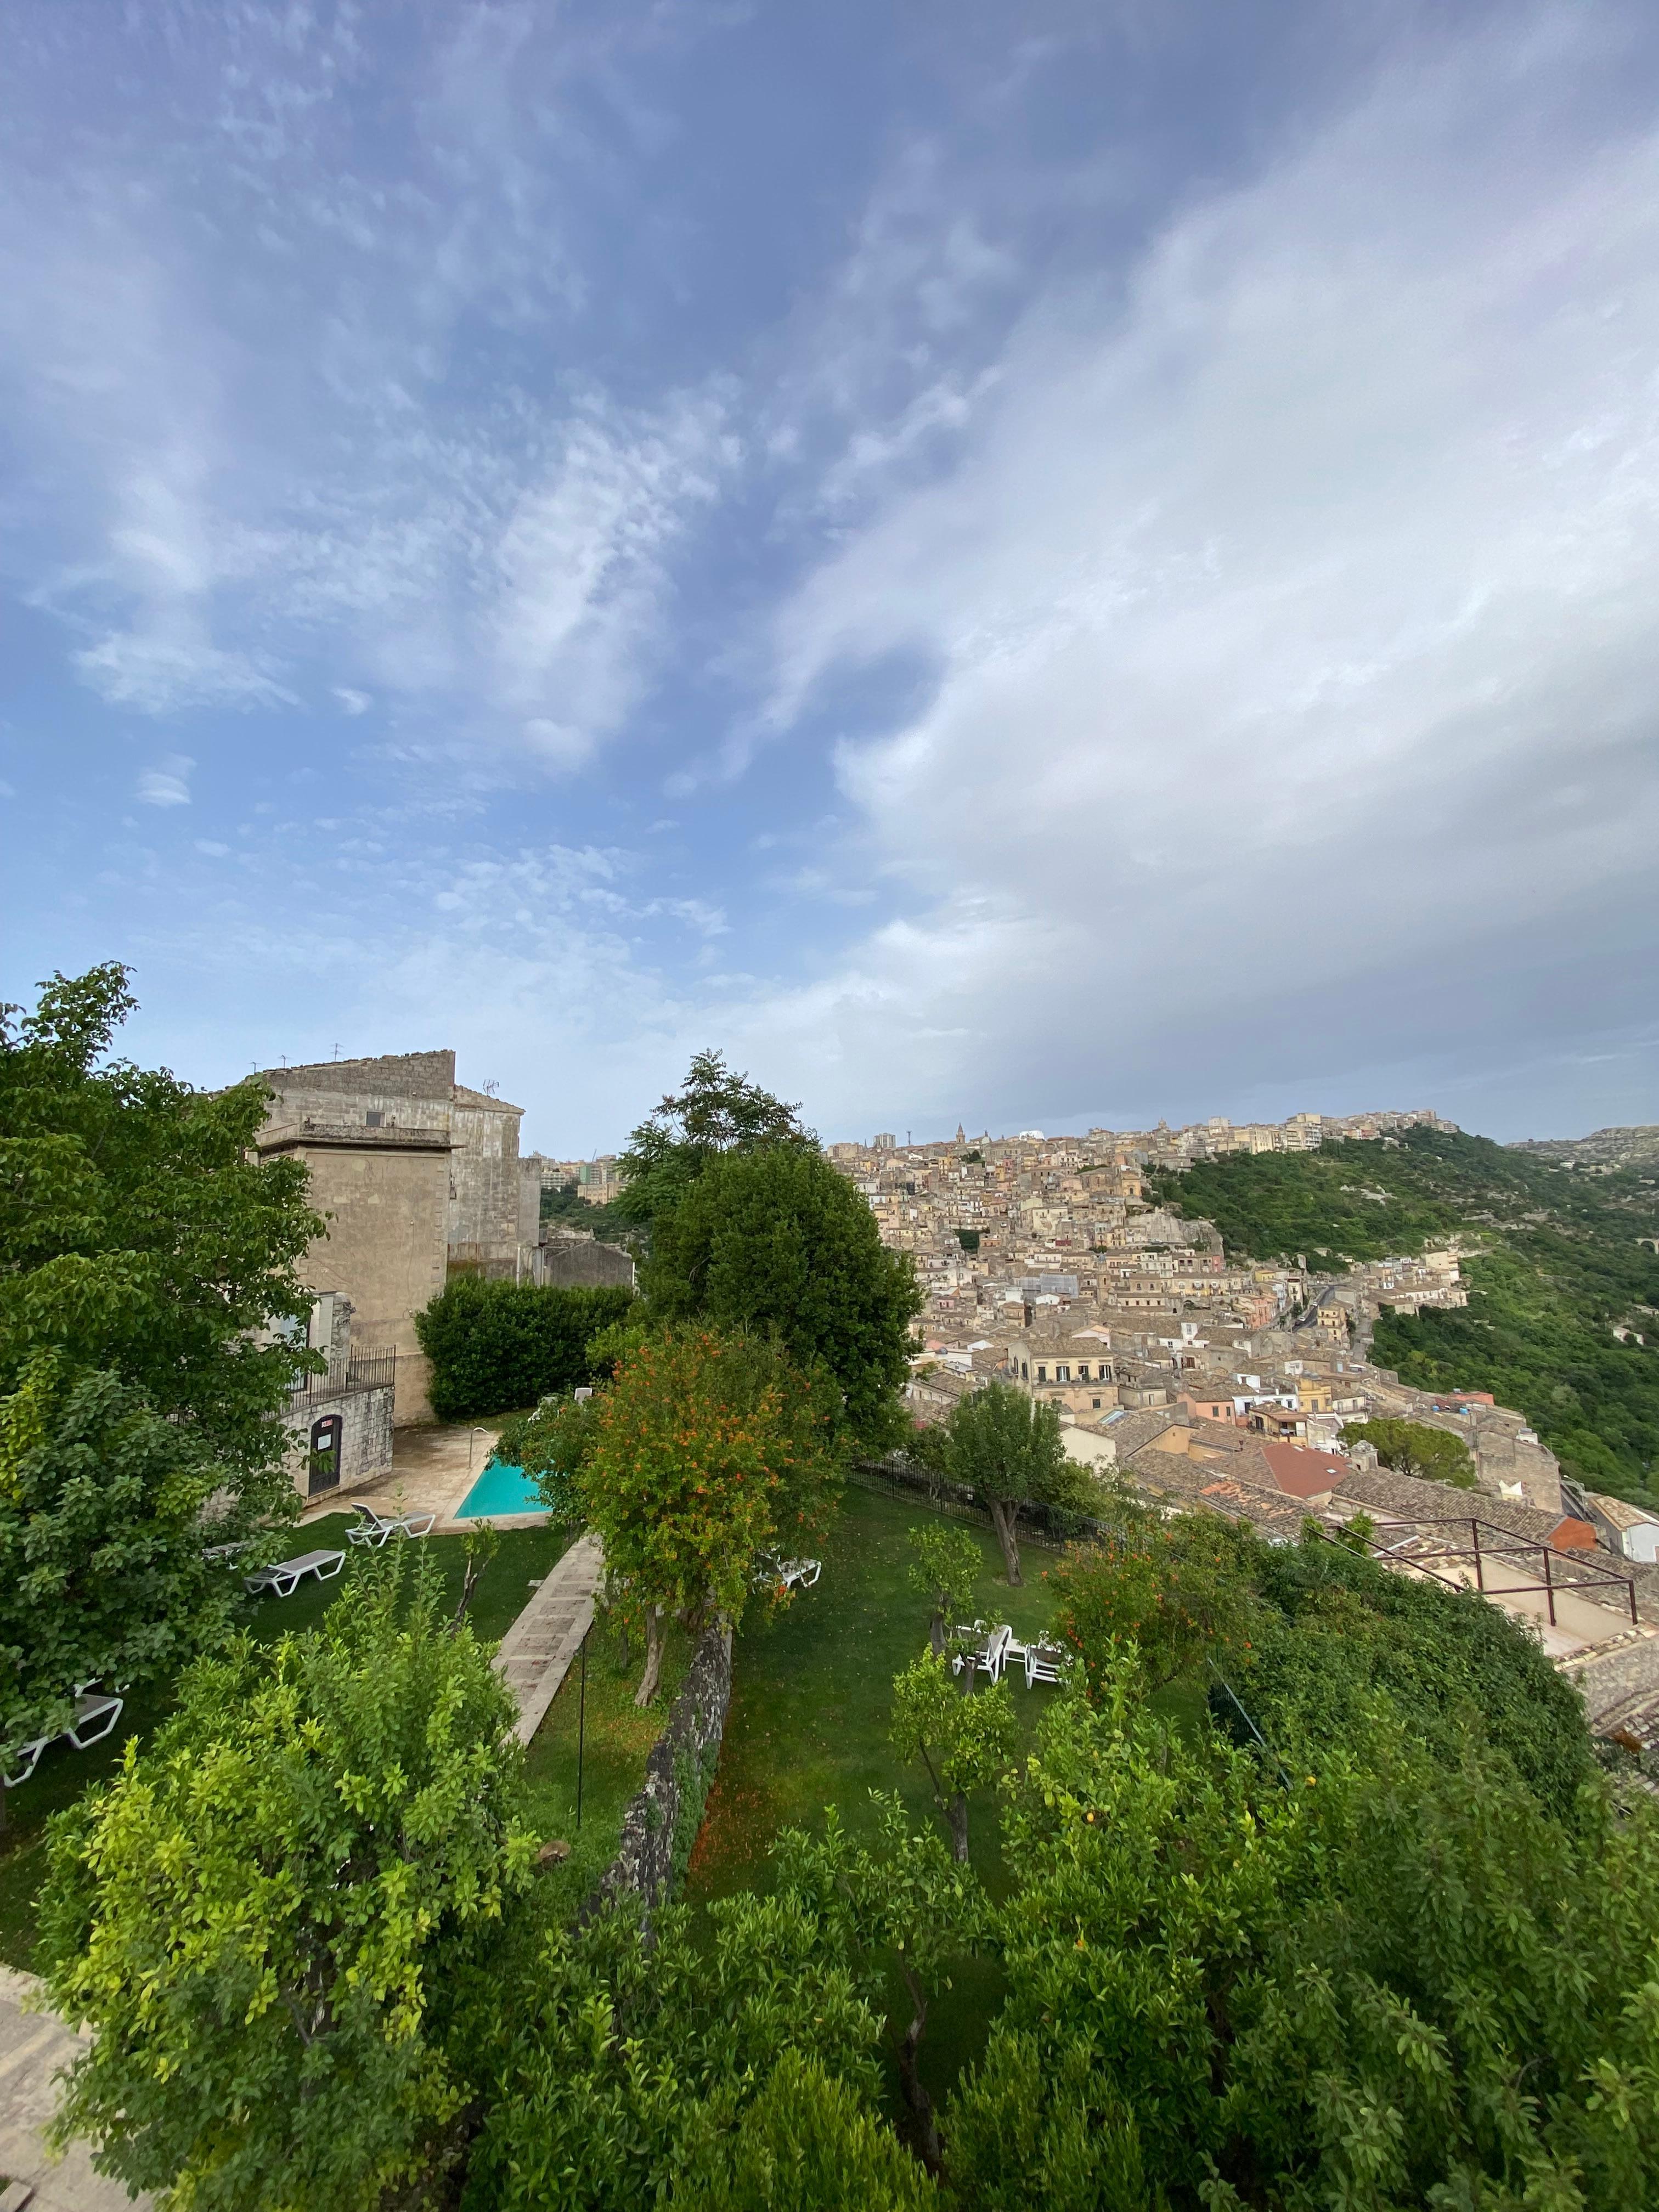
xmin=0 ymin=1515 xmax=577 ymax=1972
xmin=520 ymin=1615 xmax=694 ymax=1923
xmin=684 ymin=1482 xmax=1066 ymax=2108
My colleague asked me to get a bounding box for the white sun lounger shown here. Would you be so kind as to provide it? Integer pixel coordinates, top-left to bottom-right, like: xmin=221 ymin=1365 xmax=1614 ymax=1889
xmin=244 ymin=1549 xmax=347 ymax=1598
xmin=347 ymin=1503 xmax=437 ymax=1547
xmin=2 ymin=1684 xmax=126 ymax=1789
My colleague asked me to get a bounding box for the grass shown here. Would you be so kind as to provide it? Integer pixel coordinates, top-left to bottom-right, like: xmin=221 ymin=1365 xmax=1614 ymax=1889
xmin=0 ymin=1514 xmax=577 ymax=1973
xmin=520 ymin=1616 xmax=694 ymax=1923
xmin=684 ymin=1482 xmax=1065 ymax=2111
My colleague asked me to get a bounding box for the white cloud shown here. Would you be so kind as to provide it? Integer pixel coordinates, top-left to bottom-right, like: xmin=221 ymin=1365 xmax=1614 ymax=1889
xmin=137 ymin=754 xmax=194 ymax=807
xmin=334 ymin=687 xmax=372 ymax=715
xmin=754 ymin=14 xmax=1659 ymax=1126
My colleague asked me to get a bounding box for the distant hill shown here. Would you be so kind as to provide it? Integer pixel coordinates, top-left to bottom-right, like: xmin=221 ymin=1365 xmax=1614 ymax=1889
xmin=1510 ymin=1125 xmax=1659 ymax=1173
xmin=1148 ymin=1128 xmax=1659 ymax=1509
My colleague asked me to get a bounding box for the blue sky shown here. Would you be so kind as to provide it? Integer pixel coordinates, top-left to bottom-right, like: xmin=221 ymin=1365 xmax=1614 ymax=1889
xmin=2 ymin=1 xmax=1656 ymax=1152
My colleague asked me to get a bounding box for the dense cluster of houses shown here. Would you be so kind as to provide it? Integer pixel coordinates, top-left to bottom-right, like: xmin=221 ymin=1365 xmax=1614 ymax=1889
xmin=829 ymin=1113 xmax=1659 ymax=1746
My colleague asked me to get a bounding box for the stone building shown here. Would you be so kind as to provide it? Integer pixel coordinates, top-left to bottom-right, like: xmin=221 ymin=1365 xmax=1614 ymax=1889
xmin=279 ymin=1293 xmax=396 ymax=1504
xmin=256 ymin=1048 xmax=526 ymax=1423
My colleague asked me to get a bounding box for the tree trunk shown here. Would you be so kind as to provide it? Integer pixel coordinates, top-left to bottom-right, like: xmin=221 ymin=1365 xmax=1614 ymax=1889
xmin=946 ymin=1790 xmax=970 ymax=1864
xmin=929 ymin=1608 xmax=946 ymax=1658
xmin=896 ymin=1967 xmax=942 ymax=2173
xmin=634 ymin=1604 xmax=664 ymax=1707
xmin=988 ymin=1497 xmax=1023 ymax=1586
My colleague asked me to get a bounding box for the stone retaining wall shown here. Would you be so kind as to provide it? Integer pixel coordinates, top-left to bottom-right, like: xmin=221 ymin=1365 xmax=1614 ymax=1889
xmin=581 ymin=1624 xmax=732 ymax=1924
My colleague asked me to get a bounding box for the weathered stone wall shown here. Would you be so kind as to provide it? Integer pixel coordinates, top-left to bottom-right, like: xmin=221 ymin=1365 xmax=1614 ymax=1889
xmin=582 ymin=1627 xmax=732 ymax=1923
xmin=536 ymin=1235 xmax=636 ymax=1291
xmin=281 ymin=1380 xmax=396 ymax=1500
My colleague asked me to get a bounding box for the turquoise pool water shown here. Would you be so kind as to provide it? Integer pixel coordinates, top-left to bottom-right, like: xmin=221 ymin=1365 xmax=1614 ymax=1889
xmin=455 ymin=1459 xmax=545 ymax=1518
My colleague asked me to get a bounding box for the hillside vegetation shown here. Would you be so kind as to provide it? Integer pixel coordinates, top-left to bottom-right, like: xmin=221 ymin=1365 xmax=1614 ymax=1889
xmin=1150 ymin=1130 xmax=1659 ymax=1509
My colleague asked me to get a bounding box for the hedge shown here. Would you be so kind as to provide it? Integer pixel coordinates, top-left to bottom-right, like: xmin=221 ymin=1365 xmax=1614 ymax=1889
xmin=413 ymin=1279 xmax=635 ymax=1421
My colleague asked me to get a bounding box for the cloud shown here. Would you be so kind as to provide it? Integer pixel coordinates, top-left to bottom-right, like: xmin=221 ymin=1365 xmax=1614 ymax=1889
xmin=137 ymin=754 xmax=194 ymax=807
xmin=755 ymin=12 xmax=1659 ymax=1128
xmin=334 ymin=687 xmax=372 ymax=715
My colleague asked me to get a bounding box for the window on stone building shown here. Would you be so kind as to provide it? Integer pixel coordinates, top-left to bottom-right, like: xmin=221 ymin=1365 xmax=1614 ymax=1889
xmin=366 ymin=1111 xmax=382 ymax=1127
xmin=1057 ymin=1364 xmax=1070 ymax=1382
xmin=1021 ymin=1361 xmax=1029 ymax=1379
xmin=1036 ymin=1366 xmax=1046 ymax=1381
xmin=1093 ymin=1397 xmax=1102 ymax=1409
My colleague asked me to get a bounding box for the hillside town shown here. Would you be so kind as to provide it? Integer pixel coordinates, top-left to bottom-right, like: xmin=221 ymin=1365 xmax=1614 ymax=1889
xmin=247 ymin=1057 xmax=1659 ymax=1762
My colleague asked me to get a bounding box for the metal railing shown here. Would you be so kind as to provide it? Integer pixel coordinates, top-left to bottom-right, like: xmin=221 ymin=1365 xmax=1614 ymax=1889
xmin=288 ymin=1348 xmax=398 ymax=1406
xmin=1336 ymin=1513 xmax=1638 ymax=1627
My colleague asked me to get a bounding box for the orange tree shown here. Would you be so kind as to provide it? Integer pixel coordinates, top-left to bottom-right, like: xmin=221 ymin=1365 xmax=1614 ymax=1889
xmin=1049 ymin=1511 xmax=1257 ymax=1693
xmin=580 ymin=1328 xmax=839 ymax=1704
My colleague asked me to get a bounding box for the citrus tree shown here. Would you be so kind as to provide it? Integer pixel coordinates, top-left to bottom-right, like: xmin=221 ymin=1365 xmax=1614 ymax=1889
xmin=890 ymin=1647 xmax=1016 ymax=1862
xmin=40 ymin=1547 xmax=533 ymax=2211
xmin=907 ymin=1523 xmax=983 ymax=1657
xmin=580 ymin=1328 xmax=838 ymax=1703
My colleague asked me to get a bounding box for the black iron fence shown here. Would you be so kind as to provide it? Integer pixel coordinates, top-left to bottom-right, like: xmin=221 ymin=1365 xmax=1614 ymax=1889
xmin=287 ymin=1348 xmax=397 ymax=1406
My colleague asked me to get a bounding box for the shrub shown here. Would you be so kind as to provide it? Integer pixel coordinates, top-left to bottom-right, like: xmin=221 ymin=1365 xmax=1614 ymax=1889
xmin=414 ymin=1279 xmax=634 ymax=1420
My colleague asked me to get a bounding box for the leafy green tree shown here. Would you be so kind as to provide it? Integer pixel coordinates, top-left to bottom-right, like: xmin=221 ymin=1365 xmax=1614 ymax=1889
xmin=673 ymin=2047 xmax=936 ymax=2211
xmin=1341 ymin=1414 xmax=1476 ymax=1486
xmin=414 ymin=1279 xmax=634 ymax=1420
xmin=495 ymin=1389 xmax=602 ymax=1522
xmin=890 ymin=1648 xmax=1016 ymax=1862
xmin=939 ymin=1381 xmax=1092 ymax=1585
xmin=780 ymin=1798 xmax=987 ymax=2174
xmin=0 ymin=1359 xmax=238 ymax=1808
xmin=614 ymin=1048 xmax=810 ymax=1228
xmin=464 ymin=1845 xmax=899 ymax=2211
xmin=907 ymin=1523 xmax=983 ymax=1657
xmin=1237 ymin=1521 xmax=1596 ymax=1820
xmin=40 ymin=1545 xmax=534 ymax=2211
xmin=580 ymin=1329 xmax=838 ymax=1703
xmin=645 ymin=1143 xmax=923 ymax=1444
xmin=1049 ymin=1512 xmax=1258 ymax=1692
xmin=0 ymin=963 xmax=323 ymax=1508
xmin=946 ymin=1668 xmax=1659 ymax=2211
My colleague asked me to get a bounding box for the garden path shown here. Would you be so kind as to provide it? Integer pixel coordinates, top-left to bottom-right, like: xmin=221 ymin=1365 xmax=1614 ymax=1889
xmin=494 ymin=1531 xmax=605 ymax=1747
xmin=0 ymin=1965 xmax=149 ymax=2210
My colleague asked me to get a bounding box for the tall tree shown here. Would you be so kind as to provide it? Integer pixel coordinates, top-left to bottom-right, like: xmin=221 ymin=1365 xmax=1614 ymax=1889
xmin=939 ymin=1381 xmax=1093 ymax=1585
xmin=579 ymin=1328 xmax=838 ymax=1703
xmin=646 ymin=1144 xmax=922 ymax=1444
xmin=40 ymin=1546 xmax=534 ymax=2212
xmin=0 ymin=963 xmax=322 ymax=1507
xmin=614 ymin=1049 xmax=810 ymax=1228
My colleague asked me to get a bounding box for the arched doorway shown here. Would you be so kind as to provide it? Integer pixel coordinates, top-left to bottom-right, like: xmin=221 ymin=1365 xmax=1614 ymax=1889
xmin=308 ymin=1413 xmax=343 ymax=1495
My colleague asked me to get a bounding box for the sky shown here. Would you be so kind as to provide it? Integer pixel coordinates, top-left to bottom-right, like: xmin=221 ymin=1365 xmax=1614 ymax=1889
xmin=2 ymin=0 xmax=1656 ymax=1154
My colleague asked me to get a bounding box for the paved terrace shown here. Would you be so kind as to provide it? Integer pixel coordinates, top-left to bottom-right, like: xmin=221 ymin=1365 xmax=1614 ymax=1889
xmin=0 ymin=1965 xmax=150 ymax=2210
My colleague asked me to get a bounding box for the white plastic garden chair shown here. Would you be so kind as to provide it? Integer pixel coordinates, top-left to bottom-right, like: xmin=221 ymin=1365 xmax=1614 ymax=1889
xmin=953 ymin=1623 xmax=1012 ymax=1683
xmin=1023 ymin=1640 xmax=1065 ymax=1688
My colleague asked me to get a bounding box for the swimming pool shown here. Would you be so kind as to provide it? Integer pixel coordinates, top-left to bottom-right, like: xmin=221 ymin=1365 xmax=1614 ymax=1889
xmin=455 ymin=1459 xmax=546 ymax=1518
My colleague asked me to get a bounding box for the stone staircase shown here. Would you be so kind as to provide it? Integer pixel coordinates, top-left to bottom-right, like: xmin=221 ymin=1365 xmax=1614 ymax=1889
xmin=492 ymin=1530 xmax=605 ymax=1747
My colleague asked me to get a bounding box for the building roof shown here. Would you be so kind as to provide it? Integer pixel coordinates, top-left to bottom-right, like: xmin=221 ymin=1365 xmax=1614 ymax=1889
xmin=1257 ymin=1442 xmax=1349 ymax=1498
xmin=1587 ymin=1492 xmax=1659 ymax=1534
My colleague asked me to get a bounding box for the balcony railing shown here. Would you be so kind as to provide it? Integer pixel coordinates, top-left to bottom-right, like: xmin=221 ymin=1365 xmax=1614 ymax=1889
xmin=288 ymin=1348 xmax=398 ymax=1404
